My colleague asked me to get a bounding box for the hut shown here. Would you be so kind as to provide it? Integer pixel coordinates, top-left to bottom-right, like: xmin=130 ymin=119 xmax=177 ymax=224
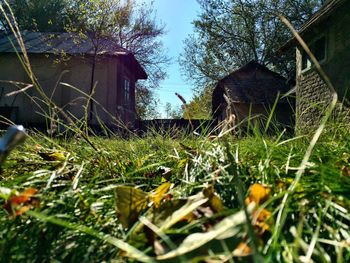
xmin=0 ymin=31 xmax=147 ymax=129
xmin=212 ymin=61 xmax=294 ymax=130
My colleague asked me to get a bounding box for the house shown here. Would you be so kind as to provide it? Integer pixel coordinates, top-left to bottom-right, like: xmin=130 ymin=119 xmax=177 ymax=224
xmin=212 ymin=61 xmax=294 ymax=130
xmin=279 ymin=0 xmax=350 ymax=131
xmin=0 ymin=31 xmax=147 ymax=129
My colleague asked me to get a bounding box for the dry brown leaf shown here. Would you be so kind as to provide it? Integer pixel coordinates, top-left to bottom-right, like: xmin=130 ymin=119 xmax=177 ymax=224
xmin=15 ymin=206 xmax=30 ymax=216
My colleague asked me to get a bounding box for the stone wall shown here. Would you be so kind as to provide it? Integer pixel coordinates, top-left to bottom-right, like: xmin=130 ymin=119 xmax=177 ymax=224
xmin=296 ymin=66 xmax=350 ymax=132
xmin=295 ymin=1 xmax=350 ymax=133
xmin=296 ymin=68 xmax=332 ymax=131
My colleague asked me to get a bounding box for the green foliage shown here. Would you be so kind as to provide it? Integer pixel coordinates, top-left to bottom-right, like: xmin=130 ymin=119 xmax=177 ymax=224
xmin=185 ymin=86 xmax=212 ymax=119
xmin=2 ymin=0 xmax=70 ymax=32
xmin=64 ymin=0 xmax=170 ymax=119
xmin=180 ymin=0 xmax=324 ymax=89
xmin=136 ymin=86 xmax=160 ymax=119
xmin=164 ymin=102 xmax=183 ymax=119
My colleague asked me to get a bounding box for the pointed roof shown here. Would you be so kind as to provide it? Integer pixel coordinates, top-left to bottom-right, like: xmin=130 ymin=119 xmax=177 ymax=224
xmin=279 ymin=0 xmax=346 ymax=52
xmin=297 ymin=0 xmax=345 ymax=36
xmin=216 ymin=61 xmax=290 ymax=103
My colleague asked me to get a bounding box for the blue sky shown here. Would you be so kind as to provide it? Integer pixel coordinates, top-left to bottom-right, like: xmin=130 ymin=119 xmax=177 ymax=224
xmin=138 ymin=0 xmax=200 ymax=117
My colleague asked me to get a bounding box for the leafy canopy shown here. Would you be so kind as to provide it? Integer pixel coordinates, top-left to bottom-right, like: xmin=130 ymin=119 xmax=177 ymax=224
xmin=180 ymin=0 xmax=324 ymax=90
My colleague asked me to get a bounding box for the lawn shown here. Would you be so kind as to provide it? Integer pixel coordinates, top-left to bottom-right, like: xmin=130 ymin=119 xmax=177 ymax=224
xmin=0 ymin=124 xmax=350 ymax=262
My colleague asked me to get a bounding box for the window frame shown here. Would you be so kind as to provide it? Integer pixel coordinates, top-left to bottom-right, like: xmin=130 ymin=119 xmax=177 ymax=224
xmin=301 ymin=34 xmax=327 ymax=73
xmin=123 ymin=78 xmax=130 ymax=106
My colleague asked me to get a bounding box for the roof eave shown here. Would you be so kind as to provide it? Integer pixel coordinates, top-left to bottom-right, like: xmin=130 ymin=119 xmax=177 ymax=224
xmin=278 ymin=0 xmax=346 ymax=52
xmin=0 ymin=49 xmax=148 ymax=80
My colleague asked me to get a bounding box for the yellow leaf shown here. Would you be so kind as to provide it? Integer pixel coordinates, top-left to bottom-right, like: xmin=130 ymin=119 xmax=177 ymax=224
xmin=38 ymin=151 xmax=66 ymax=161
xmin=210 ymin=195 xmax=225 ymax=213
xmin=115 ymin=186 xmax=148 ymax=228
xmin=245 ymin=183 xmax=270 ymax=205
xmin=149 ymin=182 xmax=172 ymax=208
xmin=15 ymin=206 xmax=30 ymax=216
xmin=115 ymin=183 xmax=172 ymax=228
xmin=253 ymin=208 xmax=272 ymax=235
xmin=203 ymin=185 xmax=225 ymax=213
xmin=233 ymin=242 xmax=252 ymax=257
xmin=177 ymin=158 xmax=188 ymax=169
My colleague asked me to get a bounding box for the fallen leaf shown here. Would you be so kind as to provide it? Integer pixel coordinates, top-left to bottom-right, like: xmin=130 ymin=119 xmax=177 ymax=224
xmin=38 ymin=151 xmax=66 ymax=161
xmin=149 ymin=182 xmax=172 ymax=208
xmin=3 ymin=188 xmax=39 ymax=217
xmin=233 ymin=242 xmax=252 ymax=257
xmin=245 ymin=183 xmax=271 ymax=205
xmin=253 ymin=208 xmax=272 ymax=235
xmin=245 ymin=184 xmax=273 ymax=236
xmin=157 ymin=205 xmax=252 ymax=260
xmin=15 ymin=206 xmax=30 ymax=216
xmin=115 ymin=183 xmax=172 ymax=228
xmin=115 ymin=186 xmax=148 ymax=228
xmin=158 ymin=193 xmax=209 ymax=231
xmin=203 ymin=185 xmax=225 ymax=213
xmin=10 ymin=188 xmax=37 ymax=204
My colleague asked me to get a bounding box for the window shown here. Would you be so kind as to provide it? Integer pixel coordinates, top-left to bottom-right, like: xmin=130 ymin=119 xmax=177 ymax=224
xmin=301 ymin=35 xmax=327 ymax=72
xmin=301 ymin=51 xmax=310 ymax=70
xmin=123 ymin=79 xmax=130 ymax=105
xmin=314 ymin=36 xmax=326 ymax=61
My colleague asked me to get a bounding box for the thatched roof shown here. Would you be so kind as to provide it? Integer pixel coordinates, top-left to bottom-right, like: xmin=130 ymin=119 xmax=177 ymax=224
xmin=0 ymin=31 xmax=147 ymax=79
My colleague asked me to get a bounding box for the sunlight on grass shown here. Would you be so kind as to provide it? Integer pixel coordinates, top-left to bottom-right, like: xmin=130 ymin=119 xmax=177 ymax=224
xmin=0 ymin=2 xmax=350 ymax=262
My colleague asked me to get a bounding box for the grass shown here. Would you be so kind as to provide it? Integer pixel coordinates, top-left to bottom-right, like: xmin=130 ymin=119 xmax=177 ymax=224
xmin=0 ymin=124 xmax=349 ymax=262
xmin=0 ymin=5 xmax=349 ymax=262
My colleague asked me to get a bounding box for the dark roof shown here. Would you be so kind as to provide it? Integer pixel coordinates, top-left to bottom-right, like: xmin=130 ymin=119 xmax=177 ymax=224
xmin=0 ymin=31 xmax=147 ymax=79
xmin=279 ymin=0 xmax=346 ymax=51
xmin=216 ymin=61 xmax=290 ymax=104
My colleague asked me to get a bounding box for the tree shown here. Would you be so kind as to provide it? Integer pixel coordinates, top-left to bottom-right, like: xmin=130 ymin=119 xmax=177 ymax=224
xmin=2 ymin=0 xmax=168 ymax=119
xmin=1 ymin=0 xmax=69 ymax=32
xmin=185 ymin=86 xmax=212 ymax=119
xmin=179 ymin=0 xmax=324 ymax=90
xmin=164 ymin=102 xmax=172 ymax=118
xmin=136 ymin=86 xmax=160 ymax=119
xmin=164 ymin=102 xmax=183 ymax=119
